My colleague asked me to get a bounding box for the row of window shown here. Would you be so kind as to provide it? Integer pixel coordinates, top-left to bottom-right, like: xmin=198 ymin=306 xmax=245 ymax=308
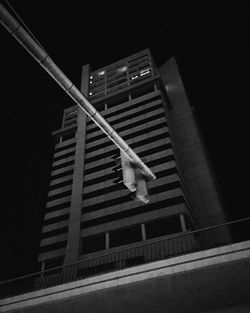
xmin=39 ymin=213 xmax=184 ymax=256
xmin=82 ymin=215 xmax=182 ymax=254
xmin=83 ymin=146 xmax=171 ymax=178
xmin=89 ymin=59 xmax=153 ymax=100
xmin=45 ymin=201 xmax=71 ymax=214
xmin=54 ymin=142 xmax=76 ymax=153
xmin=84 ymin=142 xmax=172 ymax=180
xmin=63 ymin=107 xmax=78 ymax=122
xmin=85 ymin=98 xmax=161 ymax=145
xmin=51 ymin=159 xmax=75 ymax=172
xmin=89 ymin=65 xmax=152 ymax=96
xmin=53 ymin=150 xmax=76 ymax=163
xmin=83 ymin=161 xmax=177 ymax=200
xmin=85 ymin=113 xmax=166 ymax=164
xmin=89 ymin=52 xmax=150 ymax=83
xmin=89 ymin=72 xmax=153 ymax=100
xmin=49 ymin=178 xmax=73 ymax=191
xmin=85 ymin=123 xmax=168 ymax=155
xmin=47 ymin=189 xmax=72 ymax=202
xmin=86 ymin=89 xmax=159 ymax=127
xmin=85 ymin=130 xmax=169 ymax=165
xmin=81 ymin=196 xmax=184 ymax=229
xmin=43 ymin=173 xmax=181 ymax=229
xmin=81 ymin=182 xmax=183 ymax=218
xmin=50 ymin=169 xmax=74 ymax=181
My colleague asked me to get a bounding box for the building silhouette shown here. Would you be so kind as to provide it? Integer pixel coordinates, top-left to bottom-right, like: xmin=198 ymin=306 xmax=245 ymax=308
xmin=38 ymin=49 xmax=228 ymax=272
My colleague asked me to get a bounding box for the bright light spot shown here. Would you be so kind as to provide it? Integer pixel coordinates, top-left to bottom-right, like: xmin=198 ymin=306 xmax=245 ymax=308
xmin=131 ymin=75 xmax=138 ymax=80
xmin=90 ymin=81 xmax=93 ymax=84
xmin=90 ymin=76 xmax=93 ymax=79
xmin=118 ymin=66 xmax=127 ymax=72
xmin=98 ymin=70 xmax=105 ymax=76
xmin=89 ymin=92 xmax=92 ymax=95
xmin=140 ymin=68 xmax=151 ymax=76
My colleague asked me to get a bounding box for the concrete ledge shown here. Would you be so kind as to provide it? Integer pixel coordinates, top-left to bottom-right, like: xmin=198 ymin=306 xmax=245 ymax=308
xmin=1 ymin=241 xmax=250 ymax=312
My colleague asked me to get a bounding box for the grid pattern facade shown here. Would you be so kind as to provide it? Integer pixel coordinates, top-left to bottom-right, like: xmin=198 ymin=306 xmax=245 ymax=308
xmin=88 ymin=50 xmax=153 ymax=101
xmin=37 ymin=49 xmax=225 ymax=272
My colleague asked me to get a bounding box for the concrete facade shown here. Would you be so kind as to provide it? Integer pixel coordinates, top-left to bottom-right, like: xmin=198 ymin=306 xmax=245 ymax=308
xmin=37 ymin=49 xmax=228 ymax=275
xmin=159 ymin=58 xmax=228 ymax=228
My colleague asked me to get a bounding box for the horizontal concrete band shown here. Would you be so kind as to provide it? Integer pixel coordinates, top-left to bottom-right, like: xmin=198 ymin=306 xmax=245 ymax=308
xmin=2 ymin=241 xmax=250 ymax=312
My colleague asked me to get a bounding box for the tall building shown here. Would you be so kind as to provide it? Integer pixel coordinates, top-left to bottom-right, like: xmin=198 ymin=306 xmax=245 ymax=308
xmin=37 ymin=49 xmax=228 ymax=274
xmin=1 ymin=49 xmax=249 ymax=313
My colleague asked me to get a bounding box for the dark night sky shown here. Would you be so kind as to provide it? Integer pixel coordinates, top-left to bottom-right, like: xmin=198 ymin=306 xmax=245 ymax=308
xmin=0 ymin=1 xmax=249 ymax=280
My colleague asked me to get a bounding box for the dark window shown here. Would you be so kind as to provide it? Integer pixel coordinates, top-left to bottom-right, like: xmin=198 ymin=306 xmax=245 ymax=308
xmin=107 ymin=103 xmax=163 ymax=127
xmin=82 ymin=184 xmax=124 ymax=200
xmin=104 ymin=93 xmax=157 ymax=117
xmin=147 ymin=155 xmax=175 ymax=168
xmin=83 ymin=166 xmax=177 ymax=200
xmin=44 ymin=256 xmax=64 ymax=270
xmin=63 ymin=120 xmax=77 ymax=128
xmin=131 ymin=85 xmax=155 ymax=99
xmin=85 ymin=126 xmax=168 ymax=154
xmin=43 ymin=256 xmax=65 ymax=275
xmin=81 ymin=196 xmax=185 ymax=228
xmin=150 ymin=181 xmax=181 ymax=195
xmin=113 ymin=112 xmax=165 ymax=135
xmin=49 ymin=179 xmax=73 ymax=191
xmin=53 ymin=151 xmax=75 ymax=163
xmin=84 ymin=161 xmax=114 ymax=176
xmin=85 ymin=121 xmax=168 ymax=164
xmin=52 ymin=160 xmax=74 ymax=171
xmin=55 ymin=142 xmax=76 ymax=153
xmin=43 ymin=213 xmax=69 ymax=225
xmin=83 ymin=171 xmax=117 ymax=187
xmin=41 ymin=227 xmax=68 ymax=239
xmin=145 ymin=215 xmax=182 ymax=239
xmin=50 ymin=169 xmax=74 ymax=180
xmin=47 ymin=190 xmax=72 ymax=202
xmin=139 ymin=142 xmax=172 ymax=158
xmin=39 ymin=241 xmax=67 ymax=253
xmin=87 ymin=101 xmax=162 ymax=133
xmin=61 ymin=131 xmax=76 ymax=142
xmin=82 ymin=233 xmax=106 ymax=254
xmin=106 ymin=95 xmax=129 ymax=109
xmin=130 ymin=132 xmax=169 ymax=149
xmin=45 ymin=201 xmax=71 ymax=213
xmin=109 ymin=225 xmax=142 ymax=248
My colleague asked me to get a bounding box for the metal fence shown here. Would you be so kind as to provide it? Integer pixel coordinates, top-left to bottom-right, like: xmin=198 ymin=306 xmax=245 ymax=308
xmin=0 ymin=217 xmax=249 ymax=299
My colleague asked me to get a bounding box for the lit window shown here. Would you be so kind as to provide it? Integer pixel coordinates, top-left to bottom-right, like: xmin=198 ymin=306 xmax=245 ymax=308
xmin=98 ymin=70 xmax=106 ymax=76
xmin=118 ymin=66 xmax=127 ymax=73
xmin=140 ymin=68 xmax=151 ymax=76
xmin=131 ymin=75 xmax=138 ymax=80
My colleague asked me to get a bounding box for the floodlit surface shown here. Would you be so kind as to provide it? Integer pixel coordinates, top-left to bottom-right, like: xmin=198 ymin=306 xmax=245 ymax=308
xmin=1 ymin=241 xmax=250 ymax=313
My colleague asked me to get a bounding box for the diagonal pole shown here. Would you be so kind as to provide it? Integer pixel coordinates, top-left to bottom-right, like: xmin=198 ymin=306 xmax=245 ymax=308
xmin=0 ymin=3 xmax=156 ymax=180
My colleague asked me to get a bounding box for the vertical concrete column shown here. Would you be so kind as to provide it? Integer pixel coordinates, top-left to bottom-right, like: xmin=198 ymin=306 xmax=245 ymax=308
xmin=64 ymin=64 xmax=90 ymax=264
xmin=105 ymin=232 xmax=109 ymax=250
xmin=141 ymin=224 xmax=147 ymax=241
xmin=41 ymin=261 xmax=45 ymax=278
xmin=179 ymin=213 xmax=187 ymax=232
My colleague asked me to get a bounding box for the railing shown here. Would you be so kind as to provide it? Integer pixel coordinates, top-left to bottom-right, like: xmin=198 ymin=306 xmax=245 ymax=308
xmin=0 ymin=217 xmax=249 ymax=299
